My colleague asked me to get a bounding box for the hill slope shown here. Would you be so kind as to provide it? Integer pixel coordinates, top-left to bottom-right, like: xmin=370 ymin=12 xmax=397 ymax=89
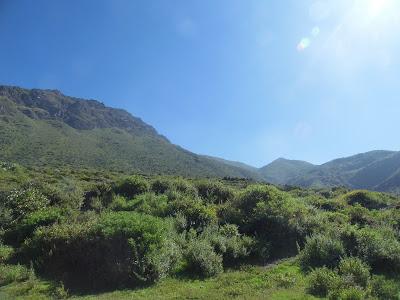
xmin=0 ymin=86 xmax=260 ymax=179
xmin=259 ymin=158 xmax=315 ymax=185
xmin=261 ymin=150 xmax=400 ymax=193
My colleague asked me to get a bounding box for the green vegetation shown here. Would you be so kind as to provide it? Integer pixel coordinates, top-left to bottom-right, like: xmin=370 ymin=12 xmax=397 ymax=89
xmin=0 ymin=162 xmax=399 ymax=299
xmin=0 ymin=86 xmax=261 ymax=180
xmin=261 ymin=152 xmax=400 ymax=194
xmin=3 ymin=85 xmax=400 ymax=195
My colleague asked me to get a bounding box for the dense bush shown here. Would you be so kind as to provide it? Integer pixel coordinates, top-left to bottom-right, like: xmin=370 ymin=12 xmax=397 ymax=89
xmin=151 ymin=177 xmax=173 ymax=195
xmin=1 ymin=169 xmax=400 ymax=296
xmin=195 ymin=180 xmax=235 ymax=204
xmin=235 ymin=185 xmax=285 ymax=217
xmin=346 ymin=205 xmax=374 ymax=226
xmin=82 ymin=182 xmax=114 ymax=210
xmin=343 ymin=190 xmax=395 ymax=210
xmin=338 ymin=257 xmax=370 ymax=288
xmin=115 ymin=176 xmax=149 ymax=199
xmin=0 ymin=243 xmax=14 ymax=263
xmin=329 ymin=287 xmax=366 ymax=300
xmin=5 ymin=207 xmax=64 ymax=245
xmin=41 ymin=179 xmax=84 ymax=209
xmin=226 ymin=184 xmax=323 ymax=258
xmin=300 ymin=234 xmax=345 ymax=270
xmin=370 ymin=275 xmax=400 ymax=300
xmin=185 ymin=239 xmax=223 ymax=277
xmin=306 ymin=267 xmax=342 ymax=297
xmin=130 ymin=193 xmax=168 ymax=216
xmin=0 ymin=263 xmax=30 ymax=285
xmin=198 ymin=224 xmax=254 ymax=263
xmin=253 ymin=195 xmax=324 ymax=256
xmin=23 ymin=212 xmax=180 ymax=289
xmin=171 ymin=178 xmax=198 ymax=198
xmin=5 ymin=185 xmax=49 ymax=224
xmin=0 ymin=202 xmax=12 ymax=230
xmin=166 ymin=197 xmax=217 ymax=231
xmin=350 ymin=227 xmax=400 ymax=273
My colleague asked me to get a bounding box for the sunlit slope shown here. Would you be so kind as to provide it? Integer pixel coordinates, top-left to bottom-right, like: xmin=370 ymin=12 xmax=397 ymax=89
xmin=0 ymin=86 xmax=259 ymax=179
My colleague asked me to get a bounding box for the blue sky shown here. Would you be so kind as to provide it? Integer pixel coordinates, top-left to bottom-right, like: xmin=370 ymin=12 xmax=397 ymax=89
xmin=1 ymin=0 xmax=400 ymax=167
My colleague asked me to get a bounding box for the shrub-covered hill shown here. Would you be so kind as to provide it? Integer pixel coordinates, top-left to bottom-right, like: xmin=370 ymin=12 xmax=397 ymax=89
xmin=0 ymin=85 xmax=261 ymax=179
xmin=260 ymin=151 xmax=400 ymax=194
xmin=259 ymin=158 xmax=316 ymax=185
xmin=0 ymin=164 xmax=399 ymax=299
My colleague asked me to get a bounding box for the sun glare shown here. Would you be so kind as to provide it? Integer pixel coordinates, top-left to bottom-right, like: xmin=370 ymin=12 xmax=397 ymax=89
xmin=367 ymin=0 xmax=389 ymax=18
xmin=299 ymin=0 xmax=400 ymax=72
xmin=353 ymin=0 xmax=395 ymax=24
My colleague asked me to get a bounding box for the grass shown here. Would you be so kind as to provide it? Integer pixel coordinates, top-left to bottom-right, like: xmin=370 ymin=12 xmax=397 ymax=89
xmin=0 ymin=259 xmax=318 ymax=300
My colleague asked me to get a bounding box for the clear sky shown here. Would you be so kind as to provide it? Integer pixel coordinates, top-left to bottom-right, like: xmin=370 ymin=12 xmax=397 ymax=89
xmin=1 ymin=0 xmax=400 ymax=167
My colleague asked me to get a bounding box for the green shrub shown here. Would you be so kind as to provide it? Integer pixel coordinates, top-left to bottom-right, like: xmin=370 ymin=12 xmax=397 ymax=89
xmin=5 ymin=207 xmax=64 ymax=245
xmin=151 ymin=178 xmax=173 ymax=195
xmin=338 ymin=257 xmax=370 ymax=288
xmin=166 ymin=197 xmax=217 ymax=231
xmin=127 ymin=193 xmax=168 ymax=216
xmin=52 ymin=282 xmax=69 ymax=299
xmin=41 ymin=179 xmax=84 ymax=209
xmin=343 ymin=190 xmax=395 ymax=210
xmin=172 ymin=178 xmax=198 ymax=198
xmin=346 ymin=205 xmax=374 ymax=226
xmin=109 ymin=195 xmax=128 ymax=211
xmin=370 ymin=275 xmax=400 ymax=300
xmin=200 ymin=224 xmax=254 ymax=263
xmin=23 ymin=212 xmax=180 ymax=289
xmin=306 ymin=267 xmax=342 ymax=297
xmin=300 ymin=234 xmax=345 ymax=269
xmin=83 ymin=182 xmax=114 ymax=210
xmin=0 ymin=263 xmax=29 ymax=285
xmin=235 ymin=185 xmax=284 ymax=217
xmin=230 ymin=185 xmax=320 ymax=258
xmin=185 ymin=239 xmax=223 ymax=277
xmin=195 ymin=180 xmax=235 ymax=204
xmin=329 ymin=287 xmax=366 ymax=300
xmin=353 ymin=227 xmax=400 ymax=273
xmin=5 ymin=185 xmax=49 ymax=224
xmin=0 ymin=244 xmax=14 ymax=263
xmin=0 ymin=203 xmax=12 ymax=230
xmin=274 ymin=272 xmax=297 ymax=288
xmin=253 ymin=195 xmax=324 ymax=257
xmin=115 ymin=176 xmax=149 ymax=199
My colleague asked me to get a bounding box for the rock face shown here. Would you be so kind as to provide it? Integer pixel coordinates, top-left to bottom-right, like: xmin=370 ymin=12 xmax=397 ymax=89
xmin=0 ymin=85 xmax=260 ymax=179
xmin=0 ymin=86 xmax=161 ymax=136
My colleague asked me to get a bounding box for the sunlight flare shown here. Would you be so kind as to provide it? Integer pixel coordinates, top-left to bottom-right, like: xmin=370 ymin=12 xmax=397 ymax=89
xmin=297 ymin=38 xmax=311 ymax=51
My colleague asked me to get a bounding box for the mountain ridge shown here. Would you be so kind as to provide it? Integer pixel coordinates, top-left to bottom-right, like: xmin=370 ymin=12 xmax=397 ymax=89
xmin=1 ymin=85 xmax=400 ymax=193
xmin=260 ymin=150 xmax=400 ymax=193
xmin=0 ymin=85 xmax=260 ymax=179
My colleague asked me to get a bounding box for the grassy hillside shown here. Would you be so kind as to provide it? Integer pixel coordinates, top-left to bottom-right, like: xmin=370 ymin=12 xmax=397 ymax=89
xmin=0 ymin=86 xmax=259 ymax=179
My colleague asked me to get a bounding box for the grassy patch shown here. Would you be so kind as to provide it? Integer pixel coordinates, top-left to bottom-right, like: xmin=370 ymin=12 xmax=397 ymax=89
xmin=0 ymin=259 xmax=318 ymax=299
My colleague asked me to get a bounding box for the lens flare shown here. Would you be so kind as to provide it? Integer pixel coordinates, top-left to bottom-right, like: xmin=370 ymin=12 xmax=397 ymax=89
xmin=297 ymin=38 xmax=311 ymax=51
xmin=311 ymin=26 xmax=320 ymax=37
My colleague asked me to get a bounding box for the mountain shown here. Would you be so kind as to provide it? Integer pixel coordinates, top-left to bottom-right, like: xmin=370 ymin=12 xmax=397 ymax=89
xmin=259 ymin=158 xmax=316 ymax=185
xmin=0 ymin=85 xmax=260 ymax=179
xmin=2 ymin=85 xmax=400 ymax=192
xmin=204 ymin=156 xmax=259 ymax=174
xmin=261 ymin=151 xmax=400 ymax=193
